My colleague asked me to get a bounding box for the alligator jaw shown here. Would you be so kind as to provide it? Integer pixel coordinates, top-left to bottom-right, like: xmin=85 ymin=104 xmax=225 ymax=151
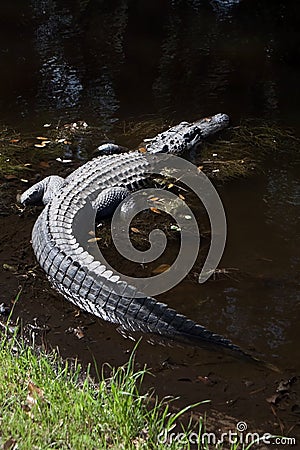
xmin=144 ymin=113 xmax=229 ymax=155
xmin=194 ymin=113 xmax=230 ymax=138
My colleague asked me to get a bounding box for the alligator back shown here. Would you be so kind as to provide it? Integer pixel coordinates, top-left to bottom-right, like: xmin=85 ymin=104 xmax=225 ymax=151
xmin=30 ymin=149 xmax=252 ymax=360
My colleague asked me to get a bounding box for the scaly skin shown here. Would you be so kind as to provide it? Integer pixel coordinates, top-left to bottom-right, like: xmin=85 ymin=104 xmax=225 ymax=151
xmin=20 ymin=113 xmax=256 ymax=360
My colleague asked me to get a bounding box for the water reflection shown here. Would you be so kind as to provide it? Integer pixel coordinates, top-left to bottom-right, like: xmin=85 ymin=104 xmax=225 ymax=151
xmin=1 ymin=0 xmax=299 ymax=127
xmin=30 ymin=0 xmax=128 ymax=130
xmin=210 ymin=0 xmax=240 ymax=20
xmin=31 ymin=0 xmax=83 ymax=111
xmin=82 ymin=0 xmax=128 ymax=130
xmin=265 ymin=168 xmax=300 ymax=238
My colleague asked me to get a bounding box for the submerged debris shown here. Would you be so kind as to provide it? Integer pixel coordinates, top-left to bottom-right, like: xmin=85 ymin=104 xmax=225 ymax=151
xmin=190 ymin=120 xmax=299 ymax=180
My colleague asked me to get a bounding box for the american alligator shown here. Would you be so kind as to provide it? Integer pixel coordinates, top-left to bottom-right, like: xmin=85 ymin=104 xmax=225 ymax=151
xmin=20 ymin=113 xmax=253 ymax=360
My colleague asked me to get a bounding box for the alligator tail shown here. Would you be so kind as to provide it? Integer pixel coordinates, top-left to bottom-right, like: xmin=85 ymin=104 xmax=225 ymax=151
xmin=114 ymin=293 xmax=253 ymax=361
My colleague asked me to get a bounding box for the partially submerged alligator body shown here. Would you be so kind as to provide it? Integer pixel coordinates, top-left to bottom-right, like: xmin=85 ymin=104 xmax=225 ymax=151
xmin=20 ymin=113 xmax=252 ymax=359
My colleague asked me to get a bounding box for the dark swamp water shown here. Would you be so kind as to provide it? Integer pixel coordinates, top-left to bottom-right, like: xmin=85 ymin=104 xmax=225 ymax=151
xmin=0 ymin=0 xmax=300 ymax=441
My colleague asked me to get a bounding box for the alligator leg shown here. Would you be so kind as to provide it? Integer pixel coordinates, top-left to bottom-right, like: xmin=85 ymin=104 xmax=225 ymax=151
xmin=93 ymin=186 xmax=130 ymax=219
xmin=20 ymin=175 xmax=65 ymax=206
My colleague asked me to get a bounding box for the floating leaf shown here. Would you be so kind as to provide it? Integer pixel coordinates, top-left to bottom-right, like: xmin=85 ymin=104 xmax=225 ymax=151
xmin=34 ymin=143 xmax=45 ymax=148
xmin=3 ymin=264 xmax=16 ymax=272
xmin=152 ymin=264 xmax=171 ymax=274
xmin=74 ymin=327 xmax=85 ymax=339
xmin=56 ymin=158 xmax=72 ymax=163
xmin=170 ymin=224 xmax=181 ymax=232
xmin=130 ymin=227 xmax=140 ymax=234
xmin=197 ymin=376 xmax=215 ymax=386
xmin=150 ymin=207 xmax=161 ymax=214
xmin=87 ymin=237 xmax=101 ymax=243
xmin=4 ymin=174 xmax=18 ymax=180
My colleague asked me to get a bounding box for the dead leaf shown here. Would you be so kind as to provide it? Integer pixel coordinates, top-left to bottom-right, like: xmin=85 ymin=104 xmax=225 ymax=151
xmin=3 ymin=438 xmax=17 ymax=450
xmin=21 ymin=403 xmax=33 ymax=417
xmin=88 ymin=230 xmax=95 ymax=236
xmin=3 ymin=264 xmax=17 ymax=272
xmin=74 ymin=327 xmax=85 ymax=339
xmin=196 ymin=376 xmax=215 ymax=386
xmin=266 ymin=394 xmax=281 ymax=405
xmin=149 ymin=197 xmax=159 ymax=202
xmin=36 ymin=136 xmax=48 ymax=140
xmin=39 ymin=161 xmax=50 ymax=168
xmin=150 ymin=207 xmax=161 ymax=214
xmin=34 ymin=143 xmax=46 ymax=148
xmin=130 ymin=227 xmax=140 ymax=234
xmin=28 ymin=381 xmax=44 ymax=399
xmin=179 ymin=194 xmax=185 ymax=200
xmin=4 ymin=174 xmax=18 ymax=180
xmin=138 ymin=147 xmax=147 ymax=153
xmin=10 ymin=139 xmax=20 ymax=143
xmin=152 ymin=264 xmax=171 ymax=274
xmin=168 ymin=183 xmax=174 ymax=189
xmin=87 ymin=237 xmax=101 ymax=243
xmin=197 ymin=166 xmax=203 ymax=172
xmin=22 ymin=381 xmax=44 ymax=415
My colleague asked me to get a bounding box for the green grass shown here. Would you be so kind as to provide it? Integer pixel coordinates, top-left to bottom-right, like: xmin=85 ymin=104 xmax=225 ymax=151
xmin=0 ymin=333 xmax=263 ymax=450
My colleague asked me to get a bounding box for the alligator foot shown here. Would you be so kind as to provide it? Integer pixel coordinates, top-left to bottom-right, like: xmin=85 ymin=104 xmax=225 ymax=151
xmin=20 ymin=175 xmax=65 ymax=206
xmin=93 ymin=186 xmax=130 ymax=220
